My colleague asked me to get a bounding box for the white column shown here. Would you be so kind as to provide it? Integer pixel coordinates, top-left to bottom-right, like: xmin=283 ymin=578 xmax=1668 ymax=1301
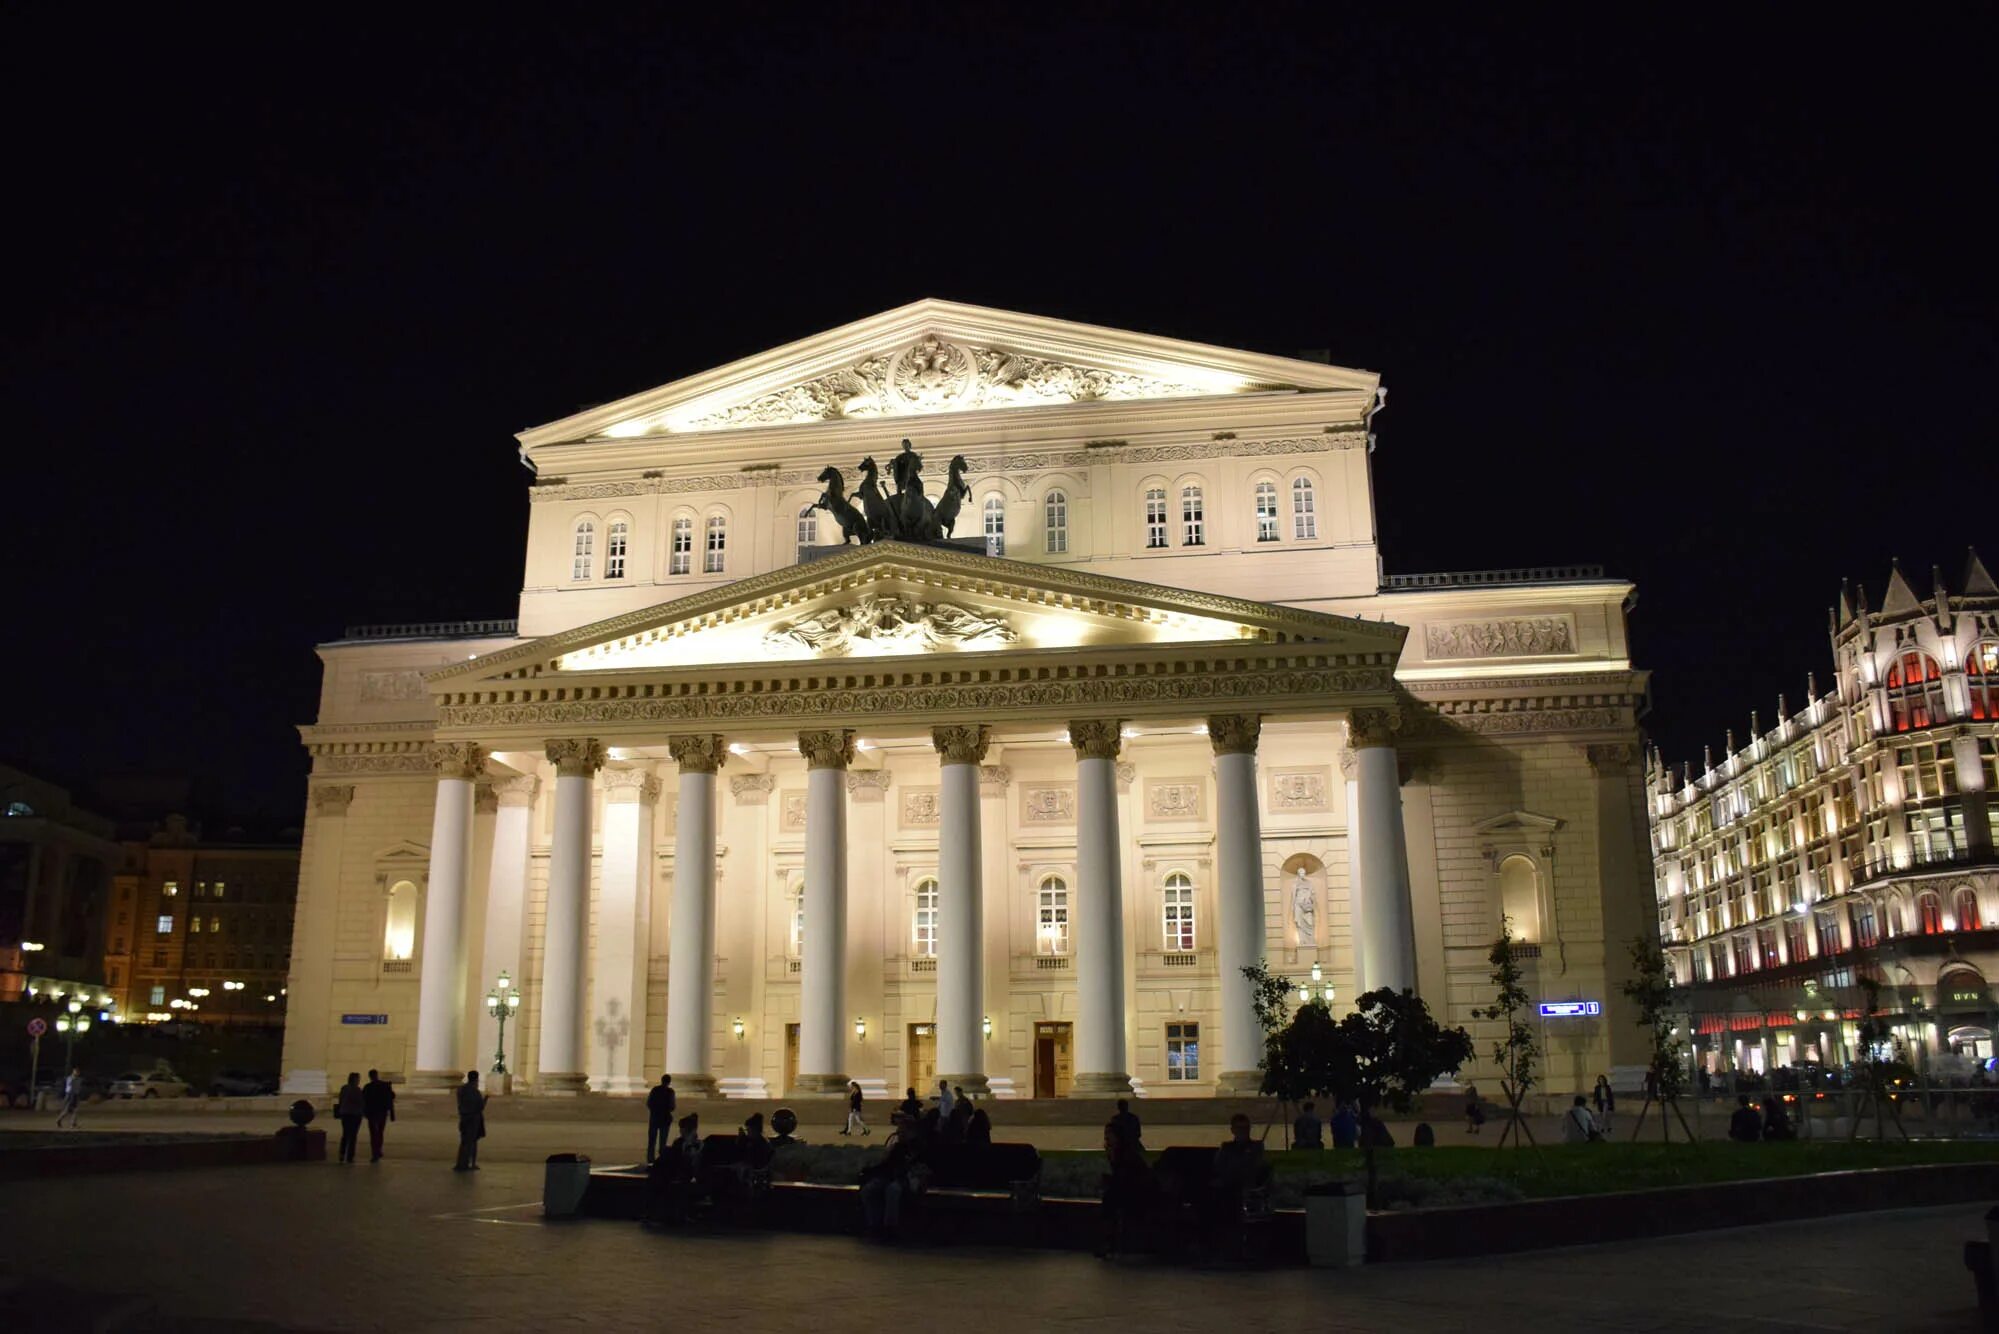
xmin=665 ymin=735 xmax=726 ymax=1094
xmin=279 ymin=783 xmax=355 ymax=1095
xmin=1351 ymin=709 xmax=1418 ymax=993
xmin=796 ymin=729 xmax=853 ymax=1093
xmin=414 ymin=742 xmax=485 ymax=1088
xmin=1070 ymin=720 xmax=1132 ymax=1094
xmin=1211 ymin=713 xmax=1267 ymax=1094
xmin=1344 ymin=758 xmax=1367 ymax=993
xmin=537 ymin=738 xmax=604 ymax=1095
xmin=933 ymin=725 xmax=991 ymax=1096
xmin=596 ymin=765 xmax=659 ymax=1094
xmin=475 ymin=775 xmax=537 ymax=1083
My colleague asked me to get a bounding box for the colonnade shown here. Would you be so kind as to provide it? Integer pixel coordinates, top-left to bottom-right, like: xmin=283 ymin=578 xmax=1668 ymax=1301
xmin=409 ymin=710 xmax=1420 ymax=1095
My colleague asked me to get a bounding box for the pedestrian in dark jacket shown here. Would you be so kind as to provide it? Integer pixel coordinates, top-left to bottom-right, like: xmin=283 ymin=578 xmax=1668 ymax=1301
xmin=646 ymin=1075 xmax=676 ymax=1163
xmin=1728 ymin=1094 xmax=1762 ymax=1143
xmin=361 ymin=1070 xmax=396 ymax=1162
xmin=1109 ymin=1098 xmax=1143 ymax=1149
xmin=334 ymin=1072 xmax=365 ymax=1164
xmin=453 ymin=1071 xmax=488 ymax=1170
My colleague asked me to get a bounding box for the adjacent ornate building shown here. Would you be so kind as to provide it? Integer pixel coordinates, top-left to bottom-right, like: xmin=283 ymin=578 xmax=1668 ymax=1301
xmin=1648 ymin=554 xmax=1999 ymax=1077
xmin=279 ymin=301 xmax=1654 ymax=1099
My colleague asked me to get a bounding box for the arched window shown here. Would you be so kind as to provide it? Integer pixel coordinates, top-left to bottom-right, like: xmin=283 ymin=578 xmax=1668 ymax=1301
xmin=605 ymin=519 xmax=629 ymax=579
xmin=1162 ymin=872 xmax=1195 ymax=950
xmin=704 ymin=514 xmax=727 ymax=573
xmin=788 ymin=881 xmax=805 ymax=958
xmin=1292 ymin=476 xmax=1317 ymax=539
xmin=1498 ymin=854 xmax=1541 ymax=942
xmin=383 ymin=880 xmax=417 ymax=961
xmin=571 ymin=520 xmax=596 ymax=581
xmin=912 ymin=878 xmax=938 ymax=958
xmin=983 ymin=495 xmax=1006 ymax=556
xmin=1885 ymin=651 xmax=1945 ymax=732
xmin=1044 ymin=490 xmax=1068 ymax=554
xmin=669 ymin=516 xmax=693 ymax=575
xmin=1143 ymin=487 xmax=1168 ymax=549
xmin=797 ymin=504 xmax=818 ymax=548
xmin=1253 ymin=481 xmax=1279 ymax=542
xmin=1181 ymin=485 xmax=1204 ymax=546
xmin=1037 ymin=875 xmax=1070 ymax=955
xmin=1918 ymin=891 xmax=1945 ymax=935
xmin=1970 ymin=641 xmax=1999 ymax=721
xmin=1956 ymin=886 xmax=1983 ymax=932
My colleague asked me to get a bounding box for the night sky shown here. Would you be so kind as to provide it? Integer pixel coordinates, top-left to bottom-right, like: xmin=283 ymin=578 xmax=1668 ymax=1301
xmin=3 ymin=10 xmax=1990 ymax=825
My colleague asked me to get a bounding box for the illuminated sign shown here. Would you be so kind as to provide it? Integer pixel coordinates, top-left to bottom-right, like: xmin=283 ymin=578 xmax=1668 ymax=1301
xmin=340 ymin=1014 xmax=390 ymax=1026
xmin=1538 ymin=1001 xmax=1601 ymax=1018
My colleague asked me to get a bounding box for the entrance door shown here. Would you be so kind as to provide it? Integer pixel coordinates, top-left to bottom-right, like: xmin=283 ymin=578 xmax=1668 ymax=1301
xmin=1033 ymin=1022 xmax=1073 ymax=1098
xmin=907 ymin=1023 xmax=937 ymax=1095
xmin=784 ymin=1023 xmax=800 ymax=1095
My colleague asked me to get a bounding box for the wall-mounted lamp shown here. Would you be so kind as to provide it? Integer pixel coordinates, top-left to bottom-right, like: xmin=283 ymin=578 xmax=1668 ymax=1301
xmin=732 ymin=1017 xmax=746 ymax=1042
xmin=982 ymin=1015 xmax=993 ymax=1040
xmin=854 ymin=1016 xmax=867 ymax=1042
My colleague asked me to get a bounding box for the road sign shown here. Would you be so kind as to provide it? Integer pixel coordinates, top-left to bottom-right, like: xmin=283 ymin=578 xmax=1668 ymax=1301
xmin=340 ymin=1014 xmax=390 ymax=1025
xmin=1538 ymin=1000 xmax=1601 ymax=1018
xmin=26 ymin=1018 xmax=46 ymax=1037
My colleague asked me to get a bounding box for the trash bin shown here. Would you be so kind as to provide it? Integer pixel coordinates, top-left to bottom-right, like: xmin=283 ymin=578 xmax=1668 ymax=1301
xmin=1304 ymin=1179 xmax=1367 ymax=1268
xmin=544 ymin=1153 xmax=592 ymax=1218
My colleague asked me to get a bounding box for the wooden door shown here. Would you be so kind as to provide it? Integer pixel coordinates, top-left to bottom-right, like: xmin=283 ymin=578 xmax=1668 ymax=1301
xmin=906 ymin=1023 xmax=937 ymax=1095
xmin=1033 ymin=1022 xmax=1073 ymax=1098
xmin=784 ymin=1023 xmax=800 ymax=1095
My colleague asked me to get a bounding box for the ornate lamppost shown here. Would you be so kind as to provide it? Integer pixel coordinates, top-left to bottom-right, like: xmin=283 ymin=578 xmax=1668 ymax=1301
xmin=55 ymin=998 xmax=93 ymax=1071
xmin=486 ymin=970 xmax=521 ymax=1074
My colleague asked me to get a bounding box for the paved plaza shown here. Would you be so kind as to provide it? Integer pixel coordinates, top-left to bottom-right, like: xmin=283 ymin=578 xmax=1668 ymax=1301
xmin=1 ymin=1112 xmax=1985 ymax=1332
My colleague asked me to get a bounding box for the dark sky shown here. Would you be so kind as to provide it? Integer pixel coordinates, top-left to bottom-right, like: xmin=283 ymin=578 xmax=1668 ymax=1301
xmin=3 ymin=9 xmax=1990 ymax=824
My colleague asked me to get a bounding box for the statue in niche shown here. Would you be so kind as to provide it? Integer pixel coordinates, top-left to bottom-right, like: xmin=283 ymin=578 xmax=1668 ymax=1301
xmin=1291 ymin=868 xmax=1317 ymax=943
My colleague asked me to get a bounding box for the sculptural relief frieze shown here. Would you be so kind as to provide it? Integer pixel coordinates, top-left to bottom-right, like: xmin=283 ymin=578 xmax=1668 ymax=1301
xmin=1423 ymin=617 xmax=1576 ymax=661
xmin=358 ymin=670 xmax=430 ymax=702
xmin=762 ymin=592 xmax=1018 ymax=655
xmin=1269 ymin=767 xmax=1331 ymax=812
xmin=1145 ymin=779 xmax=1204 ymax=821
xmin=1021 ymin=784 xmax=1076 ymax=825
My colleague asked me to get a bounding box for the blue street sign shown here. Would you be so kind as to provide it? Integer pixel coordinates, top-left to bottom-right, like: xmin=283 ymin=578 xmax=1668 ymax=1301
xmin=340 ymin=1014 xmax=390 ymax=1025
xmin=1538 ymin=1000 xmax=1601 ymax=1018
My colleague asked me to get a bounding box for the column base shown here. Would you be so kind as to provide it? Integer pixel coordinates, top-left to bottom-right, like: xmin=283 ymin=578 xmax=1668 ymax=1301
xmin=666 ymin=1073 xmax=719 ymax=1097
xmin=594 ymin=1075 xmax=650 ymax=1096
xmin=791 ymin=1073 xmax=851 ymax=1095
xmin=410 ymin=1068 xmax=471 ymax=1093
xmin=936 ymin=1073 xmax=991 ymax=1099
xmin=1071 ymin=1071 xmax=1134 ymax=1095
xmin=1214 ymin=1070 xmax=1266 ymax=1097
xmin=536 ymin=1072 xmax=591 ymax=1097
xmin=279 ymin=1070 xmax=329 ymax=1096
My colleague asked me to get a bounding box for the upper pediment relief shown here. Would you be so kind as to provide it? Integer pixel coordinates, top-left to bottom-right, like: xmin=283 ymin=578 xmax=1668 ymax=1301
xmin=516 ymin=300 xmax=1380 ymax=451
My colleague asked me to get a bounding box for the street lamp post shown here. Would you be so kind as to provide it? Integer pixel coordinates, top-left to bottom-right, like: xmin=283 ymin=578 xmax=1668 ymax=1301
xmin=55 ymin=999 xmax=93 ymax=1074
xmin=486 ymin=970 xmax=520 ymax=1075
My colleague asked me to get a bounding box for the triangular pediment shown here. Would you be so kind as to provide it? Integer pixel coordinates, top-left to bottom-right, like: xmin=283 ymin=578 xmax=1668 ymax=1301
xmin=433 ymin=543 xmax=1405 ymax=685
xmin=1473 ymin=810 xmax=1564 ymax=838
xmin=518 ymin=299 xmax=1378 ymax=447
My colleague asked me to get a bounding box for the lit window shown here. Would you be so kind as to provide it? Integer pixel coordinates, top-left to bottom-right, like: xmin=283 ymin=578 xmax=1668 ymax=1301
xmin=1144 ymin=487 xmax=1168 ymax=549
xmin=1884 ymin=651 xmax=1945 ymax=732
xmin=209 ymin=916 xmax=221 ymax=934
xmin=153 ymin=913 xmax=171 ymax=933
xmin=797 ymin=505 xmax=818 ymax=548
xmin=1181 ymin=485 xmax=1204 ymax=546
xmin=149 ymin=985 xmax=165 ymax=1006
xmin=704 ymin=515 xmax=727 ymax=573
xmin=983 ymin=496 xmax=1005 ymax=556
xmin=1292 ymin=476 xmax=1317 ymax=539
xmin=668 ymin=517 xmax=693 ymax=575
xmin=383 ymin=880 xmax=417 ymax=961
xmin=162 ymin=882 xmax=178 ymax=898
xmin=571 ymin=520 xmax=596 ymax=581
xmin=1162 ymin=872 xmax=1195 ymax=950
xmin=190 ymin=917 xmax=202 ymax=935
xmin=1957 ymin=887 xmax=1983 ymax=931
xmin=1970 ymin=642 xmax=1999 ymax=721
xmin=3 ymin=800 xmax=32 ymax=817
xmin=1918 ymin=892 xmax=1944 ymax=935
xmin=605 ymin=521 xmax=628 ymax=579
xmin=1044 ymin=490 xmax=1068 ymax=554
xmin=1852 ymin=901 xmax=1879 ymax=948
xmin=913 ymin=878 xmax=938 ymax=959
xmin=212 ymin=882 xmax=225 ymax=899
xmin=1254 ymin=481 xmax=1279 ymax=542
xmin=1165 ymin=1021 xmax=1200 ymax=1081
xmin=1037 ymin=875 xmax=1070 ymax=955
xmin=789 ymin=883 xmax=805 ymax=958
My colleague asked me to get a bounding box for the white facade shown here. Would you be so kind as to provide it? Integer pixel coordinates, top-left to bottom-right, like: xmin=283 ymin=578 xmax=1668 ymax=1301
xmin=281 ymin=301 xmax=1653 ymax=1099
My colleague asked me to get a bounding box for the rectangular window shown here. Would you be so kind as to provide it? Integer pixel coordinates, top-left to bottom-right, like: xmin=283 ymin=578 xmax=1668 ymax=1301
xmin=1255 ymin=484 xmax=1279 ymax=542
xmin=162 ymin=881 xmax=177 ymax=897
xmin=704 ymin=516 xmax=726 ymax=573
xmin=670 ymin=519 xmax=692 ymax=575
xmin=1037 ymin=881 xmax=1070 ymax=956
xmin=213 ymin=882 xmax=224 ymax=899
xmin=605 ymin=522 xmax=628 ymax=579
xmin=156 ymin=914 xmax=174 ymax=934
xmin=1163 ymin=880 xmax=1196 ymax=951
xmin=1181 ymin=487 xmax=1204 ymax=546
xmin=1165 ymin=1022 xmax=1200 ymax=1081
xmin=150 ymin=985 xmax=165 ymax=1006
xmin=913 ymin=880 xmax=938 ymax=959
xmin=210 ymin=916 xmax=221 ymax=934
xmin=1292 ymin=478 xmax=1317 ymax=539
xmin=152 ymin=949 xmax=166 ymax=966
xmin=1144 ymin=490 xmax=1168 ymax=549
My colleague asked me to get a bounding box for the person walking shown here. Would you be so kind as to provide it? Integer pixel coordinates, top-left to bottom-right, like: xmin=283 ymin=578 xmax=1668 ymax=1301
xmin=334 ymin=1072 xmax=365 ymax=1164
xmin=362 ymin=1069 xmax=396 ymax=1162
xmin=843 ymin=1080 xmax=869 ymax=1136
xmin=54 ymin=1066 xmax=84 ymax=1129
xmin=1464 ymin=1083 xmax=1486 ymax=1134
xmin=646 ymin=1074 xmax=677 ymax=1163
xmin=1592 ymin=1074 xmax=1615 ymax=1133
xmin=453 ymin=1070 xmax=488 ymax=1171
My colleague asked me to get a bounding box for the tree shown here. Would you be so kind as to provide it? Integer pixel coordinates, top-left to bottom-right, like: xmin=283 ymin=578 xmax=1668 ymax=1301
xmin=1848 ymin=974 xmax=1910 ymax=1142
xmin=1471 ymin=917 xmax=1539 ymax=1147
xmin=1621 ymin=935 xmax=1693 ymax=1142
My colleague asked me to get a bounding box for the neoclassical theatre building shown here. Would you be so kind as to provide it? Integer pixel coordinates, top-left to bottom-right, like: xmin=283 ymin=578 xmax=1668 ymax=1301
xmin=280 ymin=301 xmax=1654 ymax=1100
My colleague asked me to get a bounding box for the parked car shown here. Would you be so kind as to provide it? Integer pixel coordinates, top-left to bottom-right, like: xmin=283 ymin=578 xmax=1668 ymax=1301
xmin=110 ymin=1070 xmax=191 ymax=1099
xmin=207 ymin=1069 xmax=278 ymax=1097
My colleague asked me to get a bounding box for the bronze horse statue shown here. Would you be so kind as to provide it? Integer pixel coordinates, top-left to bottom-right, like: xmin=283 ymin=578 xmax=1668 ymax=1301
xmin=814 ymin=466 xmax=872 ymax=544
xmin=855 ymin=456 xmax=898 ymax=540
xmin=930 ymin=454 xmax=972 ymax=538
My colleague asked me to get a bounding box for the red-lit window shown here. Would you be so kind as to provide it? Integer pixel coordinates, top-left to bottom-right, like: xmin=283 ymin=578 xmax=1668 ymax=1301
xmin=1885 ymin=651 xmax=1945 ymax=732
xmin=1784 ymin=918 xmax=1809 ymax=961
xmin=1852 ymin=901 xmax=1880 ymax=948
xmin=1970 ymin=642 xmax=1999 ymax=721
xmin=1816 ymin=913 xmax=1843 ymax=956
xmin=1917 ymin=892 xmax=1944 ymax=935
xmin=1956 ymin=888 xmax=1983 ymax=931
xmin=1757 ymin=926 xmax=1780 ymax=969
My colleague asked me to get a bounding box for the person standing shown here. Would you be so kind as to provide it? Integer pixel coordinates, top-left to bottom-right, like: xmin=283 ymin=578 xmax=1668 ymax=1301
xmin=646 ymin=1074 xmax=677 ymax=1163
xmin=843 ymin=1080 xmax=869 ymax=1136
xmin=334 ymin=1072 xmax=365 ymax=1164
xmin=936 ymin=1079 xmax=955 ymax=1119
xmin=1292 ymin=1100 xmax=1324 ymax=1149
xmin=54 ymin=1066 xmax=83 ymax=1129
xmin=1109 ymin=1098 xmax=1143 ymax=1149
xmin=1592 ymin=1074 xmax=1615 ymax=1133
xmin=453 ymin=1070 xmax=488 ymax=1171
xmin=1561 ymin=1095 xmax=1600 ymax=1144
xmin=1464 ymin=1083 xmax=1486 ymax=1134
xmin=362 ymin=1069 xmax=396 ymax=1162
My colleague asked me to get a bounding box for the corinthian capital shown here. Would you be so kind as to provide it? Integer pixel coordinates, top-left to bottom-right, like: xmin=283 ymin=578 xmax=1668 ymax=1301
xmin=1347 ymin=707 xmax=1403 ymax=750
xmin=1067 ymin=720 xmax=1123 ymax=761
xmin=312 ymin=784 xmax=355 ymax=814
xmin=667 ymin=734 xmax=728 ymax=774
xmin=798 ymin=729 xmax=856 ymax=771
xmin=600 ymin=766 xmax=661 ymax=803
xmin=430 ymin=742 xmax=487 ymax=780
xmin=493 ymin=776 xmax=539 ymax=808
xmin=932 ymin=724 xmax=992 ymax=766
xmin=545 ymin=737 xmax=607 ymax=778
xmin=1206 ymin=714 xmax=1262 ymax=757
